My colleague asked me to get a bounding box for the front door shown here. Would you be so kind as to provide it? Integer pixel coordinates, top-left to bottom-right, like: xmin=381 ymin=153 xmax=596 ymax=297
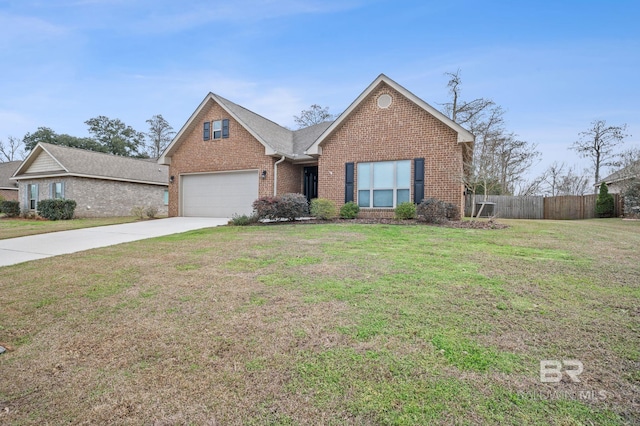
xmin=303 ymin=166 xmax=318 ymax=202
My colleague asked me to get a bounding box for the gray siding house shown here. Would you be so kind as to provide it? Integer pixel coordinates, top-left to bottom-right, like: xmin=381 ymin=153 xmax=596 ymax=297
xmin=0 ymin=161 xmax=21 ymax=201
xmin=12 ymin=143 xmax=168 ymax=218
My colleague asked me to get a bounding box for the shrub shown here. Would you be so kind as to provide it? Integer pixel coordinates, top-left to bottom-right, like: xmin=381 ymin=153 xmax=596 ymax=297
xmin=623 ymin=181 xmax=640 ymax=218
xmin=0 ymin=200 xmax=20 ymax=217
xmin=340 ymin=201 xmax=360 ymax=219
xmin=310 ymin=198 xmax=337 ymax=220
xmin=595 ymin=182 xmax=615 ymax=218
xmin=252 ymin=193 xmax=309 ymax=221
xmin=131 ymin=206 xmax=145 ymax=220
xmin=229 ymin=213 xmax=257 ymax=226
xmin=278 ymin=193 xmax=309 ymax=221
xmin=395 ymin=202 xmax=416 ymax=220
xmin=253 ymin=197 xmax=280 ymax=221
xmin=37 ymin=199 xmax=77 ymax=220
xmin=145 ymin=206 xmax=159 ymax=219
xmin=416 ymin=198 xmax=458 ymax=224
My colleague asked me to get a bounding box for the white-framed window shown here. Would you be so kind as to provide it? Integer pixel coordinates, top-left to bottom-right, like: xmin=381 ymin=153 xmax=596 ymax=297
xmin=213 ymin=120 xmax=222 ymax=139
xmin=28 ymin=183 xmax=38 ymax=210
xmin=52 ymin=182 xmax=64 ymax=199
xmin=163 ymin=189 xmax=169 ymax=206
xmin=357 ymin=160 xmax=411 ymax=208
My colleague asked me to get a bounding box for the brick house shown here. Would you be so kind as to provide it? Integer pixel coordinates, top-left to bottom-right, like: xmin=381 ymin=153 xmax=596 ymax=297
xmin=0 ymin=161 xmax=21 ymax=201
xmin=159 ymin=74 xmax=474 ymax=218
xmin=12 ymin=143 xmax=169 ymax=217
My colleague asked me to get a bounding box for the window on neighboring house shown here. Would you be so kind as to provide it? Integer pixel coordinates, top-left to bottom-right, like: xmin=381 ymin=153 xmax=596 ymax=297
xmin=163 ymin=189 xmax=169 ymax=206
xmin=203 ymin=121 xmax=211 ymax=140
xmin=52 ymin=182 xmax=64 ymax=199
xmin=357 ymin=160 xmax=411 ymax=208
xmin=28 ymin=183 xmax=38 ymax=210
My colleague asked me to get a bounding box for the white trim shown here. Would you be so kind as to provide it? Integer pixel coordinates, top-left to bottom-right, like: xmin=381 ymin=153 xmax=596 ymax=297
xmin=0 ymin=187 xmax=18 ymax=191
xmin=12 ymin=143 xmax=69 ymax=177
xmin=305 ymin=74 xmax=475 ymax=155
xmin=159 ymin=94 xmax=289 ymax=164
xmin=11 ymin=172 xmax=167 ymax=187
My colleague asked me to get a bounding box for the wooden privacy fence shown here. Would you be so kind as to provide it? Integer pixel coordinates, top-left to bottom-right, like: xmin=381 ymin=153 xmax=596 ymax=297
xmin=465 ymin=194 xmax=622 ymax=220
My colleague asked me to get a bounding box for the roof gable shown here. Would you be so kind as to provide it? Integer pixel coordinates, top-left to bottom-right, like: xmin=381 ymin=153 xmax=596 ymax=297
xmin=13 ymin=143 xmax=168 ymax=185
xmin=159 ymin=74 xmax=474 ymax=163
xmin=159 ymin=93 xmax=299 ymax=164
xmin=304 ymin=74 xmax=474 ymax=155
xmin=0 ymin=161 xmax=21 ymax=189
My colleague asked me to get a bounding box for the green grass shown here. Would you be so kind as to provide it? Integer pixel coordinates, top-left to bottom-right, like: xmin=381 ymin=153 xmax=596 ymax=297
xmin=0 ymin=216 xmax=138 ymax=239
xmin=0 ymin=218 xmax=638 ymax=424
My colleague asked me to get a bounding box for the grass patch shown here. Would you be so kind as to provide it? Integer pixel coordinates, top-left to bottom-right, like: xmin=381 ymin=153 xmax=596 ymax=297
xmin=0 ymin=216 xmax=137 ymax=239
xmin=0 ymin=219 xmax=637 ymax=424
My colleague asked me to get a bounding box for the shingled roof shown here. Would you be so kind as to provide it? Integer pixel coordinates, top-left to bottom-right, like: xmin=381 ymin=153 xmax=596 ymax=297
xmin=13 ymin=143 xmax=168 ymax=185
xmin=159 ymin=74 xmax=474 ymax=165
xmin=598 ymin=160 xmax=640 ymax=186
xmin=0 ymin=161 xmax=21 ymax=189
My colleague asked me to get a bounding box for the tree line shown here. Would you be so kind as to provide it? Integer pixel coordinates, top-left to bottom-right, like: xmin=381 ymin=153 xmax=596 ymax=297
xmin=0 ymin=114 xmax=174 ymax=161
xmin=3 ymin=74 xmax=637 ymax=198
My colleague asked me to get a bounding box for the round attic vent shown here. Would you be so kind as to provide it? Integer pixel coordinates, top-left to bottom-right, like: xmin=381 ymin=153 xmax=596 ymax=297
xmin=377 ymin=94 xmax=393 ymax=109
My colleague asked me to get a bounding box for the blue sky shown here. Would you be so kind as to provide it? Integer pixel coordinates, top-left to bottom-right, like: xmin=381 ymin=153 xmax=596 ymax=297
xmin=1 ymin=0 xmax=639 ymax=180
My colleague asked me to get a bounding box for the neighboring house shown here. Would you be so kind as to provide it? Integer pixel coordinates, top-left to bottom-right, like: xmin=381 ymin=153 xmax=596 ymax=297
xmin=12 ymin=143 xmax=169 ymax=217
xmin=597 ymin=160 xmax=640 ymax=194
xmin=0 ymin=161 xmax=21 ymax=201
xmin=159 ymin=74 xmax=474 ymax=218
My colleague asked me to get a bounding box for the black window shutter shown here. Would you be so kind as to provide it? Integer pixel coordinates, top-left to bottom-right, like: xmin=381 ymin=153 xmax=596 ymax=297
xmin=203 ymin=122 xmax=210 ymax=140
xmin=222 ymin=119 xmax=229 ymax=138
xmin=345 ymin=162 xmax=354 ymax=203
xmin=414 ymin=158 xmax=425 ymax=204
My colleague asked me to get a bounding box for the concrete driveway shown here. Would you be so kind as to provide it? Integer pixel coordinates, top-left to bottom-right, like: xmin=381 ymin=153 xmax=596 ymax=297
xmin=0 ymin=217 xmax=229 ymax=267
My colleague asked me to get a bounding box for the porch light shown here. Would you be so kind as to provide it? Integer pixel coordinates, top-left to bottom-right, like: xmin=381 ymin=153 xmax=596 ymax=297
xmin=261 ymin=170 xmax=267 ymax=179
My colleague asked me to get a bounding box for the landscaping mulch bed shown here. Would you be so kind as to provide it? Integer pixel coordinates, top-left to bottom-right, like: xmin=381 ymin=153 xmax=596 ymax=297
xmin=256 ymin=217 xmax=509 ymax=229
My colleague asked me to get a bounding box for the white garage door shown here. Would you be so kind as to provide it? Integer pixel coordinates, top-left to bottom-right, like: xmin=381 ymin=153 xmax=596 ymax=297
xmin=181 ymin=171 xmax=258 ymax=217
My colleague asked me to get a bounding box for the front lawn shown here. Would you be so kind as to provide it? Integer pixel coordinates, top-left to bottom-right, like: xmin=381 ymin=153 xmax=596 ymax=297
xmin=0 ymin=216 xmax=138 ymax=240
xmin=0 ymin=219 xmax=638 ymax=424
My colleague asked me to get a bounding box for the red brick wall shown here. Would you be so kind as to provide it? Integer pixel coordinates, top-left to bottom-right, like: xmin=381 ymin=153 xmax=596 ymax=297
xmin=317 ymin=83 xmax=465 ymax=218
xmin=168 ymin=99 xmax=278 ymax=216
xmin=276 ymin=162 xmax=303 ymax=195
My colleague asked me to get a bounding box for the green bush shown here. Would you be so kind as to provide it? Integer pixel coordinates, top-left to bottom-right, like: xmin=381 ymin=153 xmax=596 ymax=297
xmin=229 ymin=213 xmax=258 ymax=226
xmin=0 ymin=200 xmax=20 ymax=217
xmin=37 ymin=199 xmax=76 ymax=220
xmin=395 ymin=201 xmax=416 ymax=220
xmin=623 ymin=181 xmax=640 ymax=218
xmin=339 ymin=201 xmax=360 ymax=219
xmin=595 ymin=182 xmax=615 ymax=218
xmin=310 ymin=198 xmax=337 ymax=220
xmin=416 ymin=198 xmax=459 ymax=223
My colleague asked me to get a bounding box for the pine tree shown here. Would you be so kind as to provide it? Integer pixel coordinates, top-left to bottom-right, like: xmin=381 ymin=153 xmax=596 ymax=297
xmin=595 ymin=182 xmax=615 ymax=218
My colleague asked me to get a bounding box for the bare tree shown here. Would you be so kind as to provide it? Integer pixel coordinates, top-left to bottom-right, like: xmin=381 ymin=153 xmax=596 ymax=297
xmin=443 ymin=70 xmax=539 ymax=215
xmin=293 ymin=105 xmax=335 ymax=129
xmin=540 ymin=162 xmax=567 ymax=196
xmin=146 ymin=114 xmax=175 ymax=158
xmin=557 ymin=167 xmax=591 ymax=196
xmin=570 ymin=120 xmax=630 ymax=191
xmin=0 ymin=136 xmax=24 ymax=162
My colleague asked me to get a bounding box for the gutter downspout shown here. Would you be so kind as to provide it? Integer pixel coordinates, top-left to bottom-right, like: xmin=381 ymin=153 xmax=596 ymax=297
xmin=273 ymin=155 xmax=286 ymax=196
